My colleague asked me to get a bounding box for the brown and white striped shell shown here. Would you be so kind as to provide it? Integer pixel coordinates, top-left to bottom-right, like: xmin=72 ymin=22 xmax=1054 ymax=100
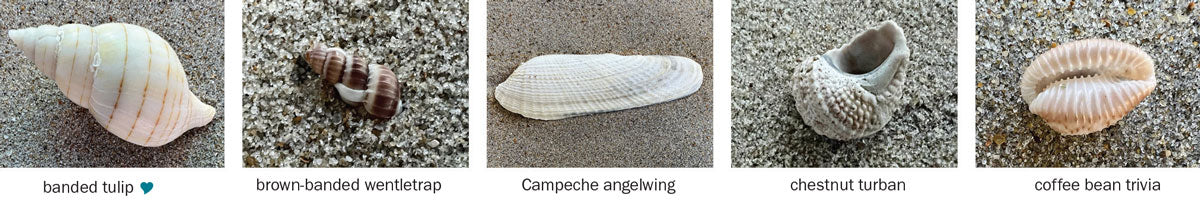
xmin=303 ymin=42 xmax=402 ymax=118
xmin=1019 ymin=39 xmax=1156 ymax=135
xmin=8 ymin=23 xmax=216 ymax=147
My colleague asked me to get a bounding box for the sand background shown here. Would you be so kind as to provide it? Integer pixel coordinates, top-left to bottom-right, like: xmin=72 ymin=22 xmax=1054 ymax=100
xmin=731 ymin=0 xmax=958 ymax=167
xmin=242 ymin=0 xmax=468 ymax=167
xmin=487 ymin=0 xmax=714 ymax=167
xmin=976 ymin=1 xmax=1200 ymax=167
xmin=0 ymin=1 xmax=224 ymax=167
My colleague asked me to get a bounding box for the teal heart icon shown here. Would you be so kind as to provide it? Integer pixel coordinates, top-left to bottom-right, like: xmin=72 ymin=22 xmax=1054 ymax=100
xmin=140 ymin=182 xmax=153 ymax=194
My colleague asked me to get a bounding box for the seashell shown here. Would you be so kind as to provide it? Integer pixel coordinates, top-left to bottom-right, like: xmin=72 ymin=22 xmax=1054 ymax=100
xmin=303 ymin=42 xmax=402 ymax=118
xmin=791 ymin=20 xmax=909 ymax=140
xmin=494 ymin=54 xmax=703 ymax=120
xmin=1019 ymin=39 xmax=1156 ymax=135
xmin=8 ymin=23 xmax=216 ymax=147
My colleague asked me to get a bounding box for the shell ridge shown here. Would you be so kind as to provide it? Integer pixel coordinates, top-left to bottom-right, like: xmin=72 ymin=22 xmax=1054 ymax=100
xmin=128 ymin=28 xmax=156 ymax=140
xmin=102 ymin=24 xmax=132 ymax=131
xmin=156 ymin=76 xmax=185 ymax=143
xmin=32 ymin=26 xmax=57 ymax=77
xmin=146 ymin=56 xmax=174 ymax=141
xmin=62 ymin=25 xmax=83 ymax=99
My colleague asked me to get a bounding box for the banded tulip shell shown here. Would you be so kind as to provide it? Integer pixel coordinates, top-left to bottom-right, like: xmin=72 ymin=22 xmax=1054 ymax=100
xmin=1019 ymin=39 xmax=1156 ymax=135
xmin=792 ymin=20 xmax=909 ymax=140
xmin=494 ymin=54 xmax=703 ymax=120
xmin=8 ymin=23 xmax=216 ymax=147
xmin=303 ymin=43 xmax=402 ymax=118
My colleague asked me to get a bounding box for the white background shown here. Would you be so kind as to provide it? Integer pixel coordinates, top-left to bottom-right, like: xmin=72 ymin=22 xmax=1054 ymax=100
xmin=1 ymin=0 xmax=1196 ymax=204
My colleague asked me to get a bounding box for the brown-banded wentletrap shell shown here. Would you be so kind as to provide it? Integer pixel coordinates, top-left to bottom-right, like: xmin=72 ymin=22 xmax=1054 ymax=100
xmin=8 ymin=23 xmax=216 ymax=147
xmin=494 ymin=54 xmax=704 ymax=120
xmin=304 ymin=42 xmax=402 ymax=118
xmin=1019 ymin=39 xmax=1156 ymax=135
xmin=792 ymin=20 xmax=909 ymax=140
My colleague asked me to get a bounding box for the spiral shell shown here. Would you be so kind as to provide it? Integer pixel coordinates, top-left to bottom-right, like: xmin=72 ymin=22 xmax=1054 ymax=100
xmin=8 ymin=23 xmax=216 ymax=147
xmin=494 ymin=54 xmax=703 ymax=120
xmin=792 ymin=20 xmax=909 ymax=140
xmin=1019 ymin=39 xmax=1156 ymax=135
xmin=303 ymin=43 xmax=402 ymax=118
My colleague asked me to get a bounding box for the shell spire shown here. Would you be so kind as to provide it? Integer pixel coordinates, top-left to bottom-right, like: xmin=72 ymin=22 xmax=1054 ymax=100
xmin=303 ymin=42 xmax=402 ymax=118
xmin=8 ymin=23 xmax=216 ymax=147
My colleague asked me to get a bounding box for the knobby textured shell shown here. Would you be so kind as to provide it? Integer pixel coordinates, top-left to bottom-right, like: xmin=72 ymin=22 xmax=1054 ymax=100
xmin=494 ymin=54 xmax=703 ymax=120
xmin=1019 ymin=39 xmax=1156 ymax=135
xmin=304 ymin=43 xmax=402 ymax=118
xmin=792 ymin=20 xmax=909 ymax=140
xmin=8 ymin=23 xmax=216 ymax=147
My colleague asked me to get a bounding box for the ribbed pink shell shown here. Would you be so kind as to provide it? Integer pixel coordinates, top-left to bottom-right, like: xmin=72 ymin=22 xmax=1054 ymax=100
xmin=1018 ymin=39 xmax=1156 ymax=135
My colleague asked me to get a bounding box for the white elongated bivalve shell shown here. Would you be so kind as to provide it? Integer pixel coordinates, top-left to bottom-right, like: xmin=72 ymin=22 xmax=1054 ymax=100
xmin=8 ymin=23 xmax=216 ymax=147
xmin=792 ymin=20 xmax=909 ymax=140
xmin=494 ymin=54 xmax=703 ymax=120
xmin=1019 ymin=39 xmax=1155 ymax=135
